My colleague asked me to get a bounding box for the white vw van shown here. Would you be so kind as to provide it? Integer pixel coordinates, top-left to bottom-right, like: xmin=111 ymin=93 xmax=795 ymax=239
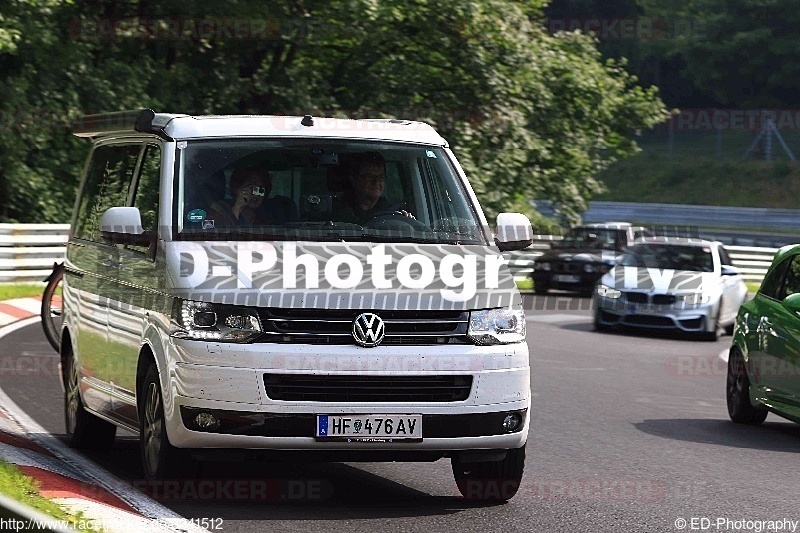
xmin=62 ymin=109 xmax=532 ymax=501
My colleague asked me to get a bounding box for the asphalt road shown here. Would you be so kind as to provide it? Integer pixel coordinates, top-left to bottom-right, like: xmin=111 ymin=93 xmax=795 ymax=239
xmin=3 ymin=294 xmax=800 ymax=533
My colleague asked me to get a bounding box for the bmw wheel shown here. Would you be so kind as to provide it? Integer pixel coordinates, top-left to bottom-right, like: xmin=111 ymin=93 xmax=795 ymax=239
xmin=593 ymin=312 xmax=611 ymax=333
xmin=698 ymin=309 xmax=722 ymax=342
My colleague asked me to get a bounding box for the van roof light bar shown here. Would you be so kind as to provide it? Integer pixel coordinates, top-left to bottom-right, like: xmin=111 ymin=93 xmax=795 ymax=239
xmin=73 ymin=108 xmax=181 ymax=139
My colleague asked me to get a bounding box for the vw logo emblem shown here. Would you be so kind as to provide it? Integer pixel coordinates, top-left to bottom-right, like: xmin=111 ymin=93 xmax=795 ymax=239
xmin=352 ymin=313 xmax=386 ymax=347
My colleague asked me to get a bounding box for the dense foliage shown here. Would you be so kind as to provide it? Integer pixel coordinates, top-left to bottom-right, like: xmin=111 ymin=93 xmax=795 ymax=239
xmin=0 ymin=0 xmax=667 ymax=225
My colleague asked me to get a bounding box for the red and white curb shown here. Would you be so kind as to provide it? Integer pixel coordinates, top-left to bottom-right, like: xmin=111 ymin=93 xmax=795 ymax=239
xmin=0 ymin=297 xmax=45 ymax=327
xmin=0 ymin=317 xmax=208 ymax=533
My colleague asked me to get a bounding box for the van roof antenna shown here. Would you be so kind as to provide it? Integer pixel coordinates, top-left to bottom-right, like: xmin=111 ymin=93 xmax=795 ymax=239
xmin=301 ymin=115 xmax=314 ymax=127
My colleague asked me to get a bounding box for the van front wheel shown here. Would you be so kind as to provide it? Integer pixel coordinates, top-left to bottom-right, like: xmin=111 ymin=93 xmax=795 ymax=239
xmin=452 ymin=445 xmax=525 ymax=502
xmin=139 ymin=364 xmax=196 ymax=479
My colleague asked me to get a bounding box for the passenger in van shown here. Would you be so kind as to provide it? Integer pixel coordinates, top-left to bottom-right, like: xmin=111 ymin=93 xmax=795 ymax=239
xmin=206 ymin=166 xmax=269 ymax=227
xmin=332 ymin=152 xmax=414 ymax=225
xmin=206 ymin=166 xmax=298 ymax=227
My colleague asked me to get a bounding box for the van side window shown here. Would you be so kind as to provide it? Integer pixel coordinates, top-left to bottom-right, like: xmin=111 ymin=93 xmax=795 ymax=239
xmin=128 ymin=144 xmax=161 ymax=254
xmin=74 ymin=144 xmax=141 ymax=242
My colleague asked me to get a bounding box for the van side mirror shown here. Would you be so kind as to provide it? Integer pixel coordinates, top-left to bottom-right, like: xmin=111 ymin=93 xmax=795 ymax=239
xmin=495 ymin=213 xmax=533 ymax=252
xmin=100 ymin=207 xmax=154 ymax=247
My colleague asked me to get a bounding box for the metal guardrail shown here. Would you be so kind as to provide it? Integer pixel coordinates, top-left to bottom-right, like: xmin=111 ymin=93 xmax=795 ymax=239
xmin=0 ymin=224 xmax=69 ymax=282
xmin=582 ymin=201 xmax=800 ymax=232
xmin=536 ymin=200 xmax=800 ymax=248
xmin=503 ymin=239 xmax=778 ymax=284
xmin=0 ymin=224 xmax=778 ymax=284
xmin=725 ymin=245 xmax=777 ymax=282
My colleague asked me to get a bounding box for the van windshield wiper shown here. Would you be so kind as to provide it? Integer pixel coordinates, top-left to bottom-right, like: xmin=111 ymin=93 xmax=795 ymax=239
xmin=357 ymin=232 xmax=483 ymax=245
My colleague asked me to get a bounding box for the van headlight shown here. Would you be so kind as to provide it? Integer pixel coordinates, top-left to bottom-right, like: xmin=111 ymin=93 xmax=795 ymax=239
xmin=468 ymin=305 xmax=526 ymax=345
xmin=171 ymin=299 xmax=263 ymax=343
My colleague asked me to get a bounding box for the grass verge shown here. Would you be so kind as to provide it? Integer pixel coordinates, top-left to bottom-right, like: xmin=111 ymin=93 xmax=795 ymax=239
xmin=0 ymin=460 xmax=96 ymax=530
xmin=0 ymin=283 xmax=45 ymax=301
xmin=746 ymin=281 xmax=761 ymax=294
xmin=597 ymin=152 xmax=800 ymax=210
xmin=515 ymin=279 xmax=533 ymax=291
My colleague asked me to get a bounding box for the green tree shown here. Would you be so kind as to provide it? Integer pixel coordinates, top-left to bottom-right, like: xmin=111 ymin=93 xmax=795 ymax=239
xmin=0 ymin=0 xmax=666 ymax=225
xmin=639 ymin=0 xmax=800 ymax=108
xmin=0 ymin=1 xmax=82 ymax=222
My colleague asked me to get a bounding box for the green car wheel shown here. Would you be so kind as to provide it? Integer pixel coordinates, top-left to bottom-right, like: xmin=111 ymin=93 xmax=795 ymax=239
xmin=726 ymin=349 xmax=767 ymax=425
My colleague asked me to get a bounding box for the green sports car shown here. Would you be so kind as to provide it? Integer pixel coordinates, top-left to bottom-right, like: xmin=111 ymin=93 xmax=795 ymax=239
xmin=728 ymin=244 xmax=800 ymax=425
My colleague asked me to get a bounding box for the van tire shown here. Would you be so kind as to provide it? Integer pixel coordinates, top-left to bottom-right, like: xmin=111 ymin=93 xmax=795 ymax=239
xmin=452 ymin=445 xmax=525 ymax=502
xmin=64 ymin=354 xmax=116 ymax=451
xmin=139 ymin=363 xmax=196 ymax=479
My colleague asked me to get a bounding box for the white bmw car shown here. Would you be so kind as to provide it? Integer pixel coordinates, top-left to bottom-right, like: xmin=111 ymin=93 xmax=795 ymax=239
xmin=593 ymin=238 xmax=748 ymax=341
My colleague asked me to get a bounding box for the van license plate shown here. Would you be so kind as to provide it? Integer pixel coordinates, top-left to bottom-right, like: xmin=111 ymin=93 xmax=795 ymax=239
xmin=316 ymin=415 xmax=422 ymax=441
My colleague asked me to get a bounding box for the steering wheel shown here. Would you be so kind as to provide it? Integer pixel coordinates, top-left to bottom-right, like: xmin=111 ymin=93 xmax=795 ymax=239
xmin=364 ymin=211 xmax=428 ymax=230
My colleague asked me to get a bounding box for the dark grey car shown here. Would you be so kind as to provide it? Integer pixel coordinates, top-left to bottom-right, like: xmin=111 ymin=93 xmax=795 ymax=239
xmin=532 ymin=222 xmax=652 ymax=295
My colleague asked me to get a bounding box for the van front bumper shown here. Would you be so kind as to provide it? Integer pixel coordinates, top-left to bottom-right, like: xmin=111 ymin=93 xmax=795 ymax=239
xmin=164 ymin=340 xmax=530 ymax=451
xmin=167 ymin=400 xmax=529 ymax=451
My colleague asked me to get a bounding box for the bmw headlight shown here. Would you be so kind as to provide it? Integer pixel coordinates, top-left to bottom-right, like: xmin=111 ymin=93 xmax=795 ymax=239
xmin=171 ymin=299 xmax=263 ymax=343
xmin=596 ymin=284 xmax=622 ymax=299
xmin=468 ymin=305 xmax=526 ymax=345
xmin=679 ymin=293 xmax=710 ymax=305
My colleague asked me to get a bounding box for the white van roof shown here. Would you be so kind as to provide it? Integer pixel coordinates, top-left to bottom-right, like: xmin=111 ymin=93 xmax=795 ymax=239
xmin=74 ymin=109 xmax=448 ymax=146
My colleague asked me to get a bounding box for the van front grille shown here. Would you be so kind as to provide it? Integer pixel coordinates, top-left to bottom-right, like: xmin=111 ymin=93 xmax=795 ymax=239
xmin=256 ymin=309 xmax=470 ymax=345
xmin=263 ymin=374 xmax=473 ymax=402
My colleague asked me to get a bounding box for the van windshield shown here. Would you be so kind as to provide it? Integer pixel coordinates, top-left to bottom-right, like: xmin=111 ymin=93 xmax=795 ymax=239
xmin=176 ymin=139 xmax=487 ymax=245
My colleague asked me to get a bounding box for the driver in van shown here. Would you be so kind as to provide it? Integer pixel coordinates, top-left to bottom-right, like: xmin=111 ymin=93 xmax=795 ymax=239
xmin=332 ymin=152 xmax=414 ymax=225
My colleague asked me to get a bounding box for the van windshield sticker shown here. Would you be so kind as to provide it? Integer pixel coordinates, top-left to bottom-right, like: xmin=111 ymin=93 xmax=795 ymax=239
xmin=187 ymin=209 xmax=206 ymax=222
xmin=426 ymin=150 xmax=437 ymax=158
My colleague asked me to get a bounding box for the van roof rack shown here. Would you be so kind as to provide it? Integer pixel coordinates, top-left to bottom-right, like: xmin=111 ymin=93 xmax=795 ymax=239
xmin=73 ymin=108 xmax=185 ymax=139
